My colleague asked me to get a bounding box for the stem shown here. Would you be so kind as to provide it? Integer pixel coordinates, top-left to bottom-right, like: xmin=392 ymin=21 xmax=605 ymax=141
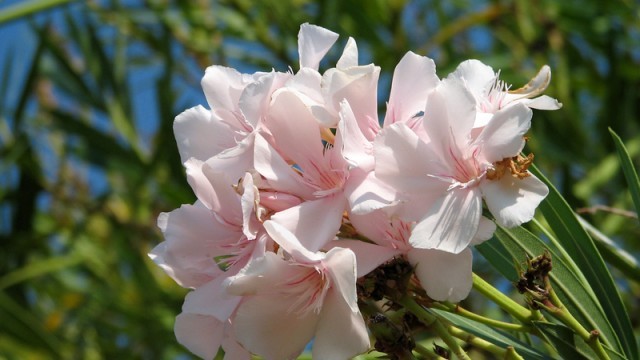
xmin=448 ymin=326 xmax=524 ymax=360
xmin=438 ymin=302 xmax=532 ymax=332
xmin=542 ymin=289 xmax=611 ymax=360
xmin=400 ymin=296 xmax=471 ymax=360
xmin=472 ymin=273 xmax=535 ymax=323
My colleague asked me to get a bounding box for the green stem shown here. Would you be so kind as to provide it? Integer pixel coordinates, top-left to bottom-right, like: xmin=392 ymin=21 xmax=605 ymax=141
xmin=542 ymin=289 xmax=611 ymax=360
xmin=400 ymin=296 xmax=471 ymax=360
xmin=448 ymin=326 xmax=524 ymax=360
xmin=0 ymin=0 xmax=77 ymax=25
xmin=438 ymin=302 xmax=531 ymax=332
xmin=472 ymin=273 xmax=535 ymax=323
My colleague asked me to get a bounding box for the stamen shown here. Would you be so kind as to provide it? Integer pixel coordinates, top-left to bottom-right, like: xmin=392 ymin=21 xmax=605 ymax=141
xmin=487 ymin=153 xmax=534 ymax=180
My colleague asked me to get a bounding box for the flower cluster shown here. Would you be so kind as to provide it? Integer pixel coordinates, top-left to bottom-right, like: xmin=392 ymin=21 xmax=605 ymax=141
xmin=150 ymin=24 xmax=561 ymax=359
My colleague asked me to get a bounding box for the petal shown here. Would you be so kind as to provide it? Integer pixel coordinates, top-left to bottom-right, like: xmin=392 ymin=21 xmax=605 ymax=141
xmin=233 ymin=293 xmax=319 ymax=360
xmin=238 ymin=71 xmax=290 ymax=129
xmin=449 ymin=59 xmax=496 ymax=97
xmin=174 ymin=313 xmax=224 ymax=360
xmin=298 ymin=23 xmax=339 ymax=70
xmin=221 ymin=334 xmax=251 ymax=360
xmin=336 ymin=100 xmax=375 ymax=171
xmin=508 ymin=65 xmax=551 ymax=98
xmin=253 ymin=134 xmax=314 ymax=198
xmin=266 ymin=90 xmax=324 ymax=172
xmin=408 ymin=248 xmax=473 ymax=302
xmin=374 ymin=123 xmax=444 ymax=193
xmin=336 ymin=37 xmax=358 ymax=69
xmin=204 ymin=132 xmax=256 ymax=185
xmin=521 ymin=95 xmax=563 ymax=110
xmin=183 ymin=276 xmax=241 ymax=321
xmin=384 ymin=51 xmax=439 ymax=126
xmin=225 ymin=252 xmax=293 ymax=296
xmin=481 ymin=173 xmax=549 ymax=228
xmin=346 ymin=169 xmax=400 ymax=215
xmin=201 ymin=65 xmax=253 ymax=111
xmin=263 ymin=220 xmax=323 ymax=263
xmin=474 ymin=103 xmax=532 ymax=163
xmin=328 ymin=239 xmax=399 ymax=277
xmin=323 ymin=247 xmax=358 ymax=312
xmin=185 ymin=158 xmax=217 ymax=210
xmin=322 ymin=64 xmax=380 ymax=128
xmin=409 ymin=188 xmax=482 ymax=254
xmin=470 ymin=216 xmax=496 ymax=246
xmin=269 ymin=195 xmax=346 ymax=253
xmin=174 ymin=105 xmax=226 ymax=163
xmin=313 ymin=288 xmax=370 ymax=360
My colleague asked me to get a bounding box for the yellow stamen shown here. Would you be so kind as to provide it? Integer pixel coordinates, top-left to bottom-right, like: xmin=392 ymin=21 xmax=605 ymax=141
xmin=487 ymin=153 xmax=534 ymax=180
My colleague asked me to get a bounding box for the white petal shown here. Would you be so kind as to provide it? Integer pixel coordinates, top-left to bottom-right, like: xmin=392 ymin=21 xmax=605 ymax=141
xmin=337 ymin=37 xmax=359 ymax=69
xmin=409 ymin=188 xmax=481 ymax=254
xmin=174 ymin=105 xmax=225 ymax=163
xmin=481 ymin=173 xmax=549 ymax=228
xmin=201 ymin=65 xmax=252 ymax=111
xmin=408 ymin=248 xmax=473 ymax=302
xmin=470 ymin=216 xmax=496 ymax=246
xmin=374 ymin=123 xmax=444 ymax=193
xmin=449 ymin=59 xmax=496 ymax=97
xmin=174 ymin=313 xmax=223 ymax=360
xmin=298 ymin=23 xmax=339 ymax=70
xmin=522 ymin=95 xmax=562 ymax=110
xmin=269 ymin=195 xmax=346 ymax=253
xmin=313 ymin=288 xmax=370 ymax=359
xmin=384 ymin=51 xmax=439 ymax=126
xmin=183 ymin=276 xmax=241 ymax=321
xmin=238 ymin=71 xmax=290 ymax=129
xmin=322 ymin=64 xmax=380 ymax=128
xmin=337 ymin=100 xmax=375 ymax=170
xmin=324 ymin=247 xmax=358 ymax=312
xmin=475 ymin=103 xmax=532 ymax=163
xmin=328 ymin=239 xmax=399 ymax=277
xmin=233 ymin=294 xmax=319 ymax=360
xmin=263 ymin=220 xmax=323 ymax=263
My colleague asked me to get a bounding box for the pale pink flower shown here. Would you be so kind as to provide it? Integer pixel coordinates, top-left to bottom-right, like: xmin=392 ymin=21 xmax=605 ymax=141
xmin=375 ymin=78 xmax=548 ymax=253
xmin=450 ymin=60 xmax=562 ymax=128
xmin=225 ymin=221 xmax=369 ymax=360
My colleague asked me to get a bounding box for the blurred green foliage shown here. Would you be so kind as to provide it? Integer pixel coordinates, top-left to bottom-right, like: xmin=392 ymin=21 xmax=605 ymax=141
xmin=0 ymin=0 xmax=638 ymax=358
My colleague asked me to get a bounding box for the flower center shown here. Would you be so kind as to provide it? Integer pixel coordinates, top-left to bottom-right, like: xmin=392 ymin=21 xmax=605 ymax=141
xmin=480 ymin=72 xmax=510 ymax=113
xmin=280 ymin=266 xmax=330 ymax=316
xmin=486 ymin=153 xmax=534 ymax=181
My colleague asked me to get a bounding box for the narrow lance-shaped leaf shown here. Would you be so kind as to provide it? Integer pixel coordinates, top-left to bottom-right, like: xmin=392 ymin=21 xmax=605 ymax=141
xmin=530 ymin=164 xmax=638 ymax=360
xmin=609 ymin=128 xmax=640 ymax=219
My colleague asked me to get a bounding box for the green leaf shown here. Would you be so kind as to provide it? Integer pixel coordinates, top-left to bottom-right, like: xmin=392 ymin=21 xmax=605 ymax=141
xmin=0 ymin=0 xmax=76 ymax=25
xmin=533 ymin=322 xmax=627 ymax=360
xmin=431 ymin=308 xmax=550 ymax=360
xmin=481 ymin=225 xmax=620 ymax=356
xmin=530 ymin=165 xmax=637 ymax=360
xmin=609 ymin=128 xmax=640 ymax=219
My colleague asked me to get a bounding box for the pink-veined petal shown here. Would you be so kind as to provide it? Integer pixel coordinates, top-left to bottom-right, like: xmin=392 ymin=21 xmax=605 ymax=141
xmin=408 ymin=248 xmax=473 ymax=302
xmin=375 ymin=123 xmax=444 ymax=193
xmin=481 ymin=173 xmax=548 ymax=228
xmin=253 ymin=134 xmax=314 ymax=198
xmin=474 ymin=103 xmax=532 ymax=163
xmin=313 ymin=287 xmax=370 ymax=360
xmin=409 ymin=188 xmax=482 ymax=254
xmin=174 ymin=313 xmax=224 ymax=360
xmin=384 ymin=52 xmax=439 ymax=127
xmin=298 ymin=23 xmax=339 ymax=70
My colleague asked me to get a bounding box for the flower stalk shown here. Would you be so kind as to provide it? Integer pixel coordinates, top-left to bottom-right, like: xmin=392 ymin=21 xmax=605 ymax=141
xmin=472 ymin=273 xmax=537 ymax=323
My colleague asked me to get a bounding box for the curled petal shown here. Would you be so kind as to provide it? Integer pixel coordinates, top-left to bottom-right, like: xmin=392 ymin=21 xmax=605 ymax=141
xmin=298 ymin=23 xmax=339 ymax=70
